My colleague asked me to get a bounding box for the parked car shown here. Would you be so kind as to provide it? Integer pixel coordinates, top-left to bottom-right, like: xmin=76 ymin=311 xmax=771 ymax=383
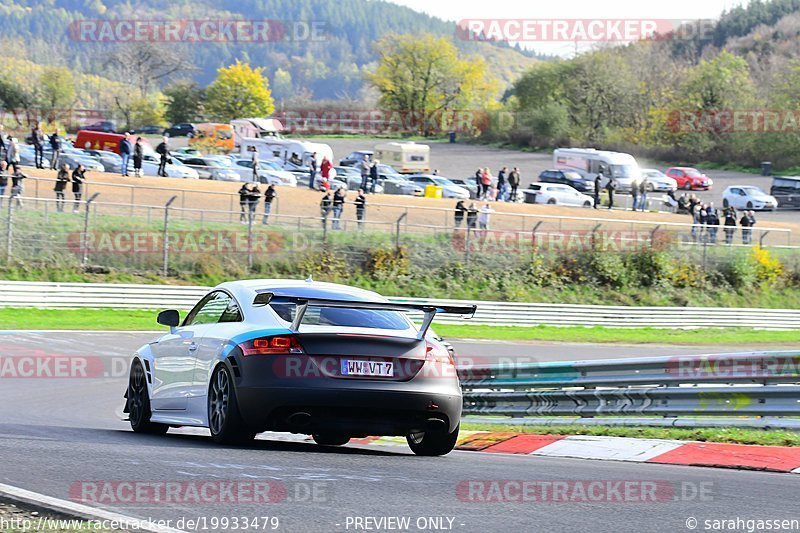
xmin=722 ymin=186 xmax=777 ymax=211
xmin=524 ymin=183 xmax=594 ymax=207
xmin=538 ymin=169 xmax=595 ymax=193
xmin=770 ymin=176 xmax=800 ymax=209
xmin=181 ymin=157 xmax=242 ymax=181
xmin=83 ymin=120 xmax=116 ymax=133
xmin=639 ymin=169 xmax=677 ymax=192
xmin=134 ymin=125 xmax=163 ymax=135
xmin=666 ymin=167 xmax=713 ymax=190
xmin=172 ymin=146 xmax=202 ymax=157
xmin=339 ymin=150 xmax=373 ymax=167
xmin=231 ymin=159 xmax=298 ymax=186
xmin=382 ymin=175 xmax=424 ymax=196
xmin=450 ymin=178 xmax=479 ymax=199
xmin=140 ymin=154 xmax=200 ymax=178
xmin=82 ymin=149 xmax=123 ymax=172
xmin=163 ymin=123 xmax=195 ymax=137
xmin=408 ymin=175 xmax=470 ymax=199
xmin=330 ymin=166 xmax=383 ymax=193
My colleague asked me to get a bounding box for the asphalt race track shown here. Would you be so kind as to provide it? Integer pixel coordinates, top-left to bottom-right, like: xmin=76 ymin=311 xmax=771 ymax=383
xmin=0 ymin=332 xmax=797 ymax=532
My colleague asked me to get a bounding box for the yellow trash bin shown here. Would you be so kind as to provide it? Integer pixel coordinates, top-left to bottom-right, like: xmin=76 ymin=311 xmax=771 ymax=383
xmin=424 ymin=185 xmax=443 ymax=198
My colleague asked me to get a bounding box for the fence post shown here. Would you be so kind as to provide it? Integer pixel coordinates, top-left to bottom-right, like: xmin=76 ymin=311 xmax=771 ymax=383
xmin=162 ymin=196 xmax=178 ymax=276
xmin=650 ymin=225 xmax=661 ymax=249
xmin=81 ymin=193 xmax=101 ymax=266
xmin=591 ymin=223 xmax=602 ymax=251
xmin=395 ymin=212 xmax=407 ymax=252
xmin=759 ymin=230 xmax=770 ymax=248
xmin=5 ymin=197 xmax=14 ymax=263
xmin=531 ymin=221 xmax=543 ymax=260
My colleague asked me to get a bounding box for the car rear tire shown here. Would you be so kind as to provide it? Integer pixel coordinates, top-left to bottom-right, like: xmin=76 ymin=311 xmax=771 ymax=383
xmin=647 ymin=183 xmax=655 ymax=192
xmin=312 ymin=433 xmax=351 ymax=446
xmin=746 ymin=201 xmax=753 ymax=209
xmin=583 ymin=201 xmax=592 ymax=208
xmin=683 ymin=181 xmax=693 ymax=190
xmin=547 ymin=198 xmax=557 ymax=205
xmin=723 ymin=199 xmax=729 ymax=208
xmin=208 ymin=365 xmax=255 ymax=445
xmin=127 ymin=360 xmax=169 ymax=435
xmin=406 ymin=424 xmax=460 ymax=456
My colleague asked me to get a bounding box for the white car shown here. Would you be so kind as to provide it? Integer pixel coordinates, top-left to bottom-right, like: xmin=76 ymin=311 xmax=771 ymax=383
xmin=722 ymin=186 xmax=777 ymax=211
xmin=124 ymin=279 xmax=475 ymax=456
xmin=140 ymin=154 xmax=200 ymax=178
xmin=231 ymin=159 xmax=297 ymax=186
xmin=639 ymin=169 xmax=678 ymax=192
xmin=525 ymin=183 xmax=594 ymax=207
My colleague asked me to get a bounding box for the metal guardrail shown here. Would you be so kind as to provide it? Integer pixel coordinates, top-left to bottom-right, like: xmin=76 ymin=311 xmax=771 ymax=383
xmin=2 ymin=281 xmax=800 ymax=329
xmin=459 ymin=351 xmax=800 ymax=419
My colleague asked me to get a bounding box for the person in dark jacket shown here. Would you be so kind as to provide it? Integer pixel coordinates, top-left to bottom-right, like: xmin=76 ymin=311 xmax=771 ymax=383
xmin=359 ymin=154 xmax=370 ymax=191
xmin=723 ymin=206 xmax=737 ymax=245
xmin=454 ymin=200 xmax=466 ymax=227
xmin=638 ymin=178 xmax=648 ymax=212
xmin=593 ymin=172 xmax=603 ymax=209
xmin=262 ymin=184 xmax=276 ymax=224
xmin=71 ymin=164 xmax=86 ymax=212
xmin=605 ymin=177 xmax=616 ymax=210
xmin=466 ymin=202 xmax=478 ymax=229
xmin=705 ymin=204 xmax=719 ymax=244
xmin=132 ymin=137 xmax=144 ymax=177
xmin=369 ymin=160 xmax=379 ymax=194
xmin=496 ymin=167 xmax=507 ymax=201
xmin=0 ymin=161 xmax=8 ymax=210
xmin=320 ymin=191 xmax=332 ymax=227
xmin=238 ymin=183 xmax=250 ymax=223
xmin=308 ymin=152 xmax=318 ymax=189
xmin=49 ymin=132 xmax=61 ymax=170
xmin=247 ymin=183 xmax=261 ymax=223
xmin=9 ymin=169 xmax=26 ymax=208
xmin=354 ymin=188 xmax=366 ymax=228
xmin=508 ymin=167 xmax=520 ymax=202
xmin=0 ymin=125 xmax=5 ymax=162
xmin=119 ymin=133 xmax=132 ymax=177
xmin=631 ymin=178 xmax=640 ymax=211
xmin=54 ymin=163 xmax=70 ymax=212
xmin=332 ymin=187 xmax=346 ymax=230
xmin=31 ymin=125 xmax=44 ymax=169
xmin=740 ymin=210 xmax=752 ymax=244
xmin=155 ymin=136 xmax=169 ymax=177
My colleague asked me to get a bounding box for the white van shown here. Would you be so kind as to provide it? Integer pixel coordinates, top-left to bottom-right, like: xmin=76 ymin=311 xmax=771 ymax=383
xmin=239 ymin=137 xmax=333 ymax=169
xmin=553 ymin=148 xmax=641 ymax=192
xmin=232 ymin=118 xmax=284 ymax=149
xmin=374 ymin=141 xmax=430 ymax=174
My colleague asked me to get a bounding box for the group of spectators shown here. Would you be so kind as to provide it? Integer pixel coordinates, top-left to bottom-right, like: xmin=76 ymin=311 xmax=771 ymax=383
xmin=237 ymin=182 xmax=277 ymax=225
xmin=0 ymin=125 xmax=28 ymax=208
xmin=320 ymin=188 xmax=367 ymax=229
xmin=453 ymin=200 xmax=495 ymax=230
xmin=676 ymin=193 xmax=758 ymax=245
xmin=473 ymin=166 xmax=522 ymax=202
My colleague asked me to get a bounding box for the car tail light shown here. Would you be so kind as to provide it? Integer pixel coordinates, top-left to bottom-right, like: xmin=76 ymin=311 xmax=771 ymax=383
xmin=426 ymin=340 xmax=454 ymax=366
xmin=240 ymin=335 xmax=304 ymax=356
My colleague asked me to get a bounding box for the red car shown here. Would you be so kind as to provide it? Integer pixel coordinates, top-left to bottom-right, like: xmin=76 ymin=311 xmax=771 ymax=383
xmin=665 ymin=167 xmax=713 ymax=190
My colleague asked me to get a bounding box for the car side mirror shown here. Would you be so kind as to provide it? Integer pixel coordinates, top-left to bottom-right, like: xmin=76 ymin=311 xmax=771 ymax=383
xmin=157 ymin=309 xmax=180 ymax=330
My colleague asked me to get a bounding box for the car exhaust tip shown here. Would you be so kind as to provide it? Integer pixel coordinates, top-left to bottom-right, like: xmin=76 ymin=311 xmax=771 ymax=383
xmin=425 ymin=418 xmax=446 ymax=431
xmin=287 ymin=412 xmax=312 ymax=426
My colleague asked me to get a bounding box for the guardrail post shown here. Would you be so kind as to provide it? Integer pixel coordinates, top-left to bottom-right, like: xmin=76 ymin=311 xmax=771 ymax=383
xmin=5 ymin=197 xmax=14 ymax=263
xmin=395 ymin=212 xmax=407 ymax=252
xmin=759 ymin=230 xmax=770 ymax=248
xmin=81 ymin=193 xmax=101 ymax=266
xmin=162 ymin=196 xmax=178 ymax=276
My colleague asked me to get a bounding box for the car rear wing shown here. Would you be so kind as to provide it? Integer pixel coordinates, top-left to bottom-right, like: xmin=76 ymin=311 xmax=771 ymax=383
xmin=253 ymin=292 xmax=476 ymax=340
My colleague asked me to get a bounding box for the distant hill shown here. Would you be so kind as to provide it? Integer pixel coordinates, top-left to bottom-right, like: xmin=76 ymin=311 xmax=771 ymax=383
xmin=0 ymin=0 xmax=540 ymax=101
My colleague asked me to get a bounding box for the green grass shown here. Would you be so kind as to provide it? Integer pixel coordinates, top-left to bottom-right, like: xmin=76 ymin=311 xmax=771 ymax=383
xmin=434 ymin=323 xmax=800 ymax=344
xmin=2 ymin=308 xmax=799 ymax=345
xmin=461 ymin=422 xmax=800 ymax=446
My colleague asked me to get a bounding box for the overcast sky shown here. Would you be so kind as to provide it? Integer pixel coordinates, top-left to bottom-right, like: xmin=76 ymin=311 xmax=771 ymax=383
xmin=386 ymin=0 xmax=753 ymax=56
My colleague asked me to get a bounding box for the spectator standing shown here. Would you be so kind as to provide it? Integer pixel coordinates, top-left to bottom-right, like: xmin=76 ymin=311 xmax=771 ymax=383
xmin=6 ymin=137 xmax=20 ymax=174
xmin=320 ymin=191 xmax=332 ymax=227
xmin=478 ymin=202 xmax=494 ymax=231
xmin=747 ymin=211 xmax=757 ymax=244
xmin=369 ymin=159 xmax=379 ymax=194
xmin=238 ymin=183 xmax=249 ymax=223
xmin=496 ymin=167 xmax=507 ymax=201
xmin=454 ymin=200 xmax=466 ymax=227
xmin=71 ymin=164 xmax=85 ymax=212
xmin=308 ymin=152 xmax=318 ymax=189
xmin=9 ymin=168 xmax=25 ymax=208
xmin=247 ymin=183 xmax=261 ymax=223
xmin=0 ymin=125 xmax=5 ymax=161
xmin=480 ymin=168 xmax=491 ymax=200
xmin=250 ymin=146 xmax=260 ymax=182
xmin=605 ymin=177 xmax=616 ymax=210
xmin=631 ymin=179 xmax=640 ymax=210
xmin=593 ymin=172 xmax=602 ymax=209
xmin=677 ymin=193 xmax=689 ymax=214
xmin=638 ymin=178 xmax=648 ymax=212
xmin=706 ymin=204 xmax=719 ymax=244
xmin=133 ymin=137 xmax=144 ymax=177
xmin=332 ymin=187 xmax=346 ymax=229
xmin=31 ymin=124 xmax=44 ymax=169
xmin=155 ymin=136 xmax=169 ymax=177
xmin=359 ymin=154 xmax=370 ymax=191
xmin=508 ymin=167 xmax=520 ymax=202
xmin=739 ymin=210 xmax=752 ymax=244
xmin=49 ymin=132 xmax=61 ymax=170
xmin=320 ymin=156 xmax=332 ymax=190
xmin=54 ymin=163 xmax=70 ymax=212
xmin=119 ymin=133 xmax=132 ymax=177
xmin=0 ymin=161 xmax=8 ymax=210
xmin=354 ymin=188 xmax=366 ymax=228
xmin=466 ymin=202 xmax=478 ymax=229
xmin=262 ymin=184 xmax=276 ymax=224
xmin=723 ymin=207 xmax=737 ymax=245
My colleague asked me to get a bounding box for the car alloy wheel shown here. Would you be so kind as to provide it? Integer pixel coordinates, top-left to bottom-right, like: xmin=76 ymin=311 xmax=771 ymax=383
xmin=208 ymin=365 xmax=255 ymax=444
xmin=127 ymin=361 xmax=168 ymax=435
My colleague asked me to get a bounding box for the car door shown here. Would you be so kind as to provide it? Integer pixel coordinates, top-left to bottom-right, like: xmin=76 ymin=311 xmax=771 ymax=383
xmin=149 ymin=291 xmax=230 ymax=411
xmin=190 ymin=295 xmax=244 ymax=400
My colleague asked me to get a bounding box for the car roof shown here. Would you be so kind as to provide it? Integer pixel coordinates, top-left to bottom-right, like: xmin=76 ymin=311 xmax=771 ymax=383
xmin=216 ymin=279 xmax=388 ymax=307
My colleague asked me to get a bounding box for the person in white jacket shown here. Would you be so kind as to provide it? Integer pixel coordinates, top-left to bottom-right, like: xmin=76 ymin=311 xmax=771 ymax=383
xmin=6 ymin=137 xmax=20 ymax=174
xmin=477 ymin=202 xmax=494 ymax=231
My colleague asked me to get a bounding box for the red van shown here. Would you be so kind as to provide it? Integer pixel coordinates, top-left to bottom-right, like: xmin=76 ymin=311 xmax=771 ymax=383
xmin=74 ymin=130 xmax=124 ymax=154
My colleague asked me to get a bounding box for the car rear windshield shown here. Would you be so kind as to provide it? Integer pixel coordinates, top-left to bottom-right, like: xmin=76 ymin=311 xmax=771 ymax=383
xmin=270 ymin=303 xmax=411 ymax=330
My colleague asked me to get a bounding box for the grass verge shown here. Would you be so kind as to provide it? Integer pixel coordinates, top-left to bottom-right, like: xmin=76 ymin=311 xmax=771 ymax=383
xmin=1 ymin=308 xmax=799 ymax=346
xmin=460 ymin=422 xmax=800 ymax=446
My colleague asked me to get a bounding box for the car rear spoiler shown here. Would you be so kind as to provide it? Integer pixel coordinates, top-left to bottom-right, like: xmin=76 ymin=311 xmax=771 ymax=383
xmin=253 ymin=292 xmax=476 ymax=340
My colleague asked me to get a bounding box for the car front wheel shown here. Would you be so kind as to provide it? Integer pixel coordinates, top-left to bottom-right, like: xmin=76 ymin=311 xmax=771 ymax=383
xmin=407 ymin=424 xmax=460 ymax=456
xmin=683 ymin=181 xmax=693 ymax=190
xmin=208 ymin=365 xmax=255 ymax=444
xmin=128 ymin=360 xmax=168 ymax=435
